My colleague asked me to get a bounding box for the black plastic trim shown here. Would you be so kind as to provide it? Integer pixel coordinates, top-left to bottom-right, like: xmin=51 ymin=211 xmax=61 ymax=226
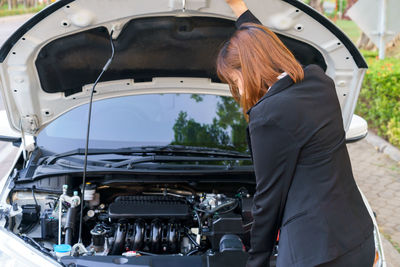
xmin=0 ymin=0 xmax=75 ymax=63
xmin=0 ymin=135 xmax=22 ymax=146
xmin=34 ymin=16 xmax=326 ymax=95
xmin=282 ymin=0 xmax=368 ymax=69
xmin=345 ymin=132 xmax=368 ymax=143
xmin=0 ymin=135 xmax=21 ymax=143
xmin=0 ymin=0 xmax=367 ymax=69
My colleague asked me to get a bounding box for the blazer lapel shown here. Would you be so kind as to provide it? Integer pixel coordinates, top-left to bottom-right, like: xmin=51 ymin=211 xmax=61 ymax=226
xmin=246 ymin=74 xmax=294 ymax=115
xmin=245 ymin=125 xmax=254 ymax=161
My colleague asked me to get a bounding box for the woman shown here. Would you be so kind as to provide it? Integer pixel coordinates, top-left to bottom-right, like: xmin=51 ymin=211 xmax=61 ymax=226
xmin=216 ymin=1 xmax=375 ymax=267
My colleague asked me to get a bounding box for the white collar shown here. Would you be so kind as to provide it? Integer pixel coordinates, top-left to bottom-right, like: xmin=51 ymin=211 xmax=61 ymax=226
xmin=277 ymin=72 xmax=287 ymax=80
xmin=268 ymin=72 xmax=287 ymax=90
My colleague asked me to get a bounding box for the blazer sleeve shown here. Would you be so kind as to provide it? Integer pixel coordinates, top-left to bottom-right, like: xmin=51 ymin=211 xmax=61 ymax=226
xmin=246 ymin=118 xmax=300 ymax=267
xmin=235 ymin=9 xmax=262 ymax=28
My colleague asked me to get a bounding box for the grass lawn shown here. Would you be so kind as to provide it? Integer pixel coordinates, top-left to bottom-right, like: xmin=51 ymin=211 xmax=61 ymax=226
xmin=334 ymin=19 xmax=362 ymax=44
xmin=335 ymin=19 xmax=400 ymax=58
xmin=0 ymin=4 xmax=46 ymax=17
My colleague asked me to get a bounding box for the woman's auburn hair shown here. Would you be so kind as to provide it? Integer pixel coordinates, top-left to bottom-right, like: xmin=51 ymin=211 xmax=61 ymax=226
xmin=216 ymin=22 xmax=304 ymax=119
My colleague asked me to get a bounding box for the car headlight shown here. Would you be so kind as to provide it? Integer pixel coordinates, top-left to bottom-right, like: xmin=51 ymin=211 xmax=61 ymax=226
xmin=373 ymin=226 xmax=387 ymax=267
xmin=0 ymin=227 xmax=60 ymax=267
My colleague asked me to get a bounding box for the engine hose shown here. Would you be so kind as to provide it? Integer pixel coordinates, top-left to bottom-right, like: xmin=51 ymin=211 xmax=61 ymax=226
xmin=64 ymin=207 xmax=78 ymax=245
xmin=207 ymin=199 xmax=238 ymax=214
xmin=187 ymin=249 xmax=199 ymax=256
xmin=195 ymin=199 xmax=239 ymax=223
xmin=214 ymin=200 xmax=239 ymax=215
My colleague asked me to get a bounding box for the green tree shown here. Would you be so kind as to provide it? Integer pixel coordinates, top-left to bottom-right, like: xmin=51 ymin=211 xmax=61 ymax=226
xmin=216 ymin=97 xmax=248 ymax=152
xmin=171 ymin=96 xmax=248 ymax=153
xmin=171 ymin=111 xmax=230 ymax=148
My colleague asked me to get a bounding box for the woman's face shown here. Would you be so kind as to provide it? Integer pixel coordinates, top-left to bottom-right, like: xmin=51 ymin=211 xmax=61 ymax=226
xmin=229 ymin=70 xmax=244 ymax=96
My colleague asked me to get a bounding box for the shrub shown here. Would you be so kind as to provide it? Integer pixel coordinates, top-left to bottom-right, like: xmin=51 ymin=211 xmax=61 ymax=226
xmin=0 ymin=5 xmax=46 ymax=17
xmin=356 ymin=52 xmax=400 ymax=148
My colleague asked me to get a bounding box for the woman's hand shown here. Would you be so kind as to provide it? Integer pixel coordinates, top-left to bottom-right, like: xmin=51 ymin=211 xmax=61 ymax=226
xmin=225 ymin=0 xmax=248 ymax=18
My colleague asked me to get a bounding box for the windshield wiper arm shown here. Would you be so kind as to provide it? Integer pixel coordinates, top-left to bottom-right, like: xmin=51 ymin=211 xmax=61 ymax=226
xmin=109 ymin=155 xmax=251 ymax=169
xmin=43 ymin=145 xmax=249 ymax=165
xmin=150 ymin=145 xmax=249 ymax=157
xmin=43 ymin=148 xmax=125 ymax=165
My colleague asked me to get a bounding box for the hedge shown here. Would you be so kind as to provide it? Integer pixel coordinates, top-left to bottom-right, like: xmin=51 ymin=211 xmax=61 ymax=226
xmin=356 ymin=51 xmax=400 ymax=148
xmin=0 ymin=4 xmax=46 ymax=17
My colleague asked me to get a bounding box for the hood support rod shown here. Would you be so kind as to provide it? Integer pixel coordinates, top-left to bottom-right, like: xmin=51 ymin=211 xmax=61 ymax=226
xmin=74 ymin=29 xmax=115 ymax=252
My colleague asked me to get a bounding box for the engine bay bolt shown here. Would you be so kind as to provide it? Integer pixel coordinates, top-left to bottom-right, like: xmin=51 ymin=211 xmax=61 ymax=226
xmin=207 ymin=249 xmax=215 ymax=256
xmin=87 ymin=210 xmax=95 ymax=218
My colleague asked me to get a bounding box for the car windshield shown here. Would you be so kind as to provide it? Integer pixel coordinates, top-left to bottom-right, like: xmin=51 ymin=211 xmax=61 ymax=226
xmin=37 ymin=93 xmax=249 ymax=154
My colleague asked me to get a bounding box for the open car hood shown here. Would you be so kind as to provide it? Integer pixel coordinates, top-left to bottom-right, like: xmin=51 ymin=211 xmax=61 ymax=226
xmin=0 ymin=0 xmax=366 ymax=135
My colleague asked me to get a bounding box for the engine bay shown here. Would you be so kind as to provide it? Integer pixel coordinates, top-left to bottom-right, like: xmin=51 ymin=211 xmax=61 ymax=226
xmin=3 ymin=177 xmax=258 ymax=264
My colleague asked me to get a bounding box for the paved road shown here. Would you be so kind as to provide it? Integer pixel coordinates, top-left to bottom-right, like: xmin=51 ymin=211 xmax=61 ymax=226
xmin=0 ymin=14 xmax=32 ymax=46
xmin=0 ymin=142 xmax=18 ymax=177
xmin=0 ymin=15 xmax=31 ymax=176
xmin=348 ymin=137 xmax=400 ymax=267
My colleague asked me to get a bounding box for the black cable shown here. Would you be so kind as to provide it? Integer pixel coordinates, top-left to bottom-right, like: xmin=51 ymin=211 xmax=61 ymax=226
xmin=77 ymin=30 xmax=115 ymax=244
xmin=194 ymin=199 xmax=239 ymax=224
xmin=19 ymin=234 xmax=53 ymax=258
xmin=194 ymin=210 xmax=202 ymax=230
xmin=186 ymin=249 xmax=199 ymax=256
xmin=184 ymin=228 xmax=200 ymax=248
xmin=194 ymin=199 xmax=238 ymax=215
xmin=32 ymin=188 xmax=38 ymax=206
xmin=4 ymin=216 xmax=9 ymax=229
xmin=214 ymin=200 xmax=239 ymax=215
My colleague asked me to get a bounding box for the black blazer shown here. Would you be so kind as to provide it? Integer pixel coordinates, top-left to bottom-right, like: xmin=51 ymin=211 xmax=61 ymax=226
xmin=236 ymin=10 xmax=374 ymax=267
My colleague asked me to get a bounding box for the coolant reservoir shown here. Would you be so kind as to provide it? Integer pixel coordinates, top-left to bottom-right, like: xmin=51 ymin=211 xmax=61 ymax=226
xmin=53 ymin=244 xmax=71 ymax=258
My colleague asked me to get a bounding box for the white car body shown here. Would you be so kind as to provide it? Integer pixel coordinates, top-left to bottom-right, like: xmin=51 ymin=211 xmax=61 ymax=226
xmin=0 ymin=0 xmax=384 ymax=266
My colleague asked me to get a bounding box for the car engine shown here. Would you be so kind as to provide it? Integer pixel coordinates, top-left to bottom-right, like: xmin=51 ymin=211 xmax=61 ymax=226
xmin=7 ymin=181 xmax=254 ymax=259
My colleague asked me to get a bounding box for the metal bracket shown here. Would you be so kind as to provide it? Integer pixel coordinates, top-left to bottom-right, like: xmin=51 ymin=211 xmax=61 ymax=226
xmin=20 ymin=115 xmax=39 ymax=134
xmin=72 ymin=242 xmax=88 ymax=256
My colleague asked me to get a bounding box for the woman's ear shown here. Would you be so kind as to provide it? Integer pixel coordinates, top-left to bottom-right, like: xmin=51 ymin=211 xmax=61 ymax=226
xmin=231 ymin=69 xmax=245 ymax=96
